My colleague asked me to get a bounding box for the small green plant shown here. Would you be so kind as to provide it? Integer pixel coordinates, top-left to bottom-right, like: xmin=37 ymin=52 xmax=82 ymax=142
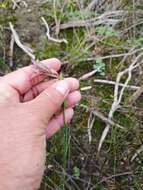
xmin=73 ymin=166 xmax=80 ymax=179
xmin=93 ymin=57 xmax=105 ymax=76
xmin=127 ymin=37 xmax=143 ymax=47
xmin=0 ymin=0 xmax=16 ymax=25
xmin=0 ymin=1 xmax=10 ymax=9
xmin=96 ymin=26 xmax=119 ymax=37
xmin=68 ymin=10 xmax=97 ymax=20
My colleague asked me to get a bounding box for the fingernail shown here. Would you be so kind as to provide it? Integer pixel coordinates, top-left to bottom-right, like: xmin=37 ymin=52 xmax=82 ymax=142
xmin=53 ymin=80 xmax=69 ymax=96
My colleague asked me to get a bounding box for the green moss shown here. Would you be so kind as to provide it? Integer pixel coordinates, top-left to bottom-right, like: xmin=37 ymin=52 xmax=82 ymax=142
xmin=0 ymin=1 xmax=16 ymax=25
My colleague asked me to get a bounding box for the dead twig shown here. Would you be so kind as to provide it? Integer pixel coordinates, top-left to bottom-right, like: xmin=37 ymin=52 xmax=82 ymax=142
xmin=11 ymin=0 xmax=27 ymax=9
xmin=9 ymin=22 xmax=35 ymax=60
xmin=98 ymin=52 xmax=143 ymax=152
xmin=59 ymin=18 xmax=119 ymax=30
xmin=128 ymin=84 xmax=143 ymax=104
xmin=41 ymin=17 xmax=68 ymax=44
xmin=87 ymin=112 xmax=95 ymax=143
xmin=9 ymin=34 xmax=15 ymax=67
xmin=97 ymin=171 xmax=132 ymax=185
xmin=58 ymin=11 xmax=126 ymax=30
xmin=79 ymin=47 xmax=143 ymax=63
xmin=81 ymin=86 xmax=92 ymax=91
xmin=11 ymin=0 xmax=20 ymax=9
xmin=9 ymin=22 xmax=59 ymax=79
xmin=80 ymin=104 xmax=124 ymax=130
xmin=131 ymin=144 xmax=143 ymax=162
xmin=94 ymin=79 xmax=139 ymax=90
xmin=17 ymin=0 xmax=28 ymax=7
xmin=79 ymin=70 xmax=97 ymax=80
xmin=53 ymin=0 xmax=60 ymax=35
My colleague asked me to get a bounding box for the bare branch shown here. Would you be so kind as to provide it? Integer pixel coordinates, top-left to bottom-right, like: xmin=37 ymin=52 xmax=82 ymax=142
xmin=87 ymin=112 xmax=95 ymax=143
xmin=131 ymin=144 xmax=143 ymax=162
xmin=9 ymin=22 xmax=59 ymax=78
xmin=80 ymin=86 xmax=92 ymax=91
xmin=128 ymin=84 xmax=143 ymax=104
xmin=79 ymin=70 xmax=97 ymax=80
xmin=9 ymin=22 xmax=35 ymax=60
xmin=79 ymin=104 xmax=124 ymax=130
xmin=41 ymin=17 xmax=68 ymax=44
xmin=94 ymin=79 xmax=139 ymax=90
xmin=79 ymin=47 xmax=143 ymax=63
xmin=11 ymin=0 xmax=28 ymax=9
xmin=98 ymin=52 xmax=143 ymax=151
xmin=97 ymin=171 xmax=132 ymax=185
xmin=9 ymin=34 xmax=15 ymax=67
xmin=58 ymin=11 xmax=126 ymax=30
xmin=11 ymin=0 xmax=20 ymax=9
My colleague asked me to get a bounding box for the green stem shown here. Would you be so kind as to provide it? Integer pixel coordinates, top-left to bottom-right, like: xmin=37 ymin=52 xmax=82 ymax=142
xmin=60 ymin=74 xmax=71 ymax=190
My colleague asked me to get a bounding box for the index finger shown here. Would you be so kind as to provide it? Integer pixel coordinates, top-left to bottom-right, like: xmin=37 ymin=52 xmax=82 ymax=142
xmin=1 ymin=58 xmax=61 ymax=95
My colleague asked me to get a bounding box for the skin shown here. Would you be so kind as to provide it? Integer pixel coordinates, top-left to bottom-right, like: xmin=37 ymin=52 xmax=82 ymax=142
xmin=0 ymin=58 xmax=81 ymax=190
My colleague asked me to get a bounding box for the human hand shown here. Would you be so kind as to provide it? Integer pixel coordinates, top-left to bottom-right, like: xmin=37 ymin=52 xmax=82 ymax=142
xmin=0 ymin=58 xmax=81 ymax=190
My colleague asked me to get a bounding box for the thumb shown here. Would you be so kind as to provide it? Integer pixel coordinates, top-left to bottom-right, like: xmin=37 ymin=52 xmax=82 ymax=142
xmin=30 ymin=80 xmax=70 ymax=121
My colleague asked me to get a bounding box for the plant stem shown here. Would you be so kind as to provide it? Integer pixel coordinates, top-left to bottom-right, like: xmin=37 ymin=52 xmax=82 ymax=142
xmin=60 ymin=74 xmax=71 ymax=190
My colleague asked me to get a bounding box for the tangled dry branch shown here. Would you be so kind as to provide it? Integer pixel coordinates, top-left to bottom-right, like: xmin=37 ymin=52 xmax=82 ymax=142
xmin=98 ymin=50 xmax=143 ymax=151
xmin=41 ymin=17 xmax=68 ymax=44
xmin=58 ymin=10 xmax=127 ymax=30
xmin=9 ymin=22 xmax=35 ymax=61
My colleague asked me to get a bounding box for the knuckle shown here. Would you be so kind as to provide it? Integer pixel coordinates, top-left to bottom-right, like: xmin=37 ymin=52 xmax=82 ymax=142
xmin=44 ymin=89 xmax=63 ymax=108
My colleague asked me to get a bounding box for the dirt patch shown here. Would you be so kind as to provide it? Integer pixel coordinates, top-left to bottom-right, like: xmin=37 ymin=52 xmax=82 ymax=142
xmin=15 ymin=0 xmax=46 ymax=49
